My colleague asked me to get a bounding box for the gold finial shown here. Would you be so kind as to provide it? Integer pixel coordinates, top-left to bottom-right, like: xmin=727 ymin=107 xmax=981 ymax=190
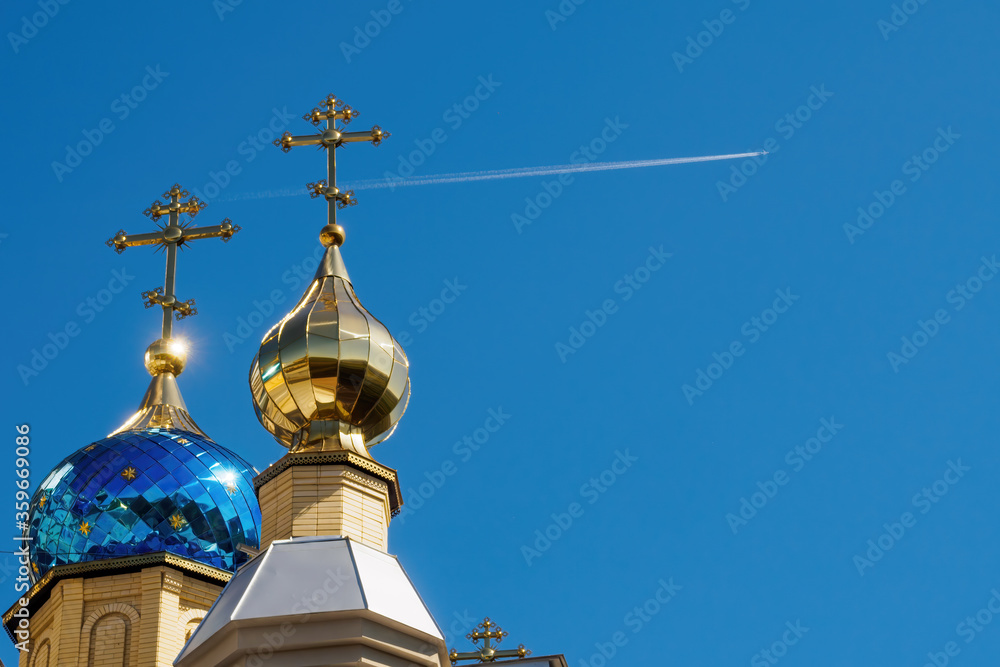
xmin=273 ymin=94 xmax=389 ymax=243
xmin=449 ymin=618 xmax=530 ymax=664
xmin=105 ymin=185 xmax=240 ymax=439
xmin=319 ymin=223 xmax=346 ymax=248
xmin=144 ymin=338 xmax=188 ymax=377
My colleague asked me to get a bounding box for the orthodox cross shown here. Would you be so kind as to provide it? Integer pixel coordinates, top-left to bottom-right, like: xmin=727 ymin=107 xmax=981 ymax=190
xmin=273 ymin=94 xmax=389 ymax=228
xmin=106 ymin=184 xmax=240 ymax=339
xmin=449 ymin=618 xmax=530 ymax=664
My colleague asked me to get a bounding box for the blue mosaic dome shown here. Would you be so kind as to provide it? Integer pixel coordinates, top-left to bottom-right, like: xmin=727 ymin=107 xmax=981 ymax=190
xmin=26 ymin=427 xmax=261 ymax=582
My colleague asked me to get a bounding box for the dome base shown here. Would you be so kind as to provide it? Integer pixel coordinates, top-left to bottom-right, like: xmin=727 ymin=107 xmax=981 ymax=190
xmin=290 ymin=419 xmax=371 ymax=457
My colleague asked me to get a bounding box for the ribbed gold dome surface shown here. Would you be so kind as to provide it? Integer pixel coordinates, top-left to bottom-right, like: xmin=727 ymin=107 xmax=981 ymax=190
xmin=249 ymin=244 xmax=409 ymax=457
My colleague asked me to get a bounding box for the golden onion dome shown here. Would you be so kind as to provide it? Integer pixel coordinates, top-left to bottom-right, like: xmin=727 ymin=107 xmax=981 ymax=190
xmin=249 ymin=231 xmax=410 ymax=458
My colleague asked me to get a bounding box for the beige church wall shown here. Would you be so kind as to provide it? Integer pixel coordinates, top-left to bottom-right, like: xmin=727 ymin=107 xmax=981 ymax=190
xmin=16 ymin=565 xmax=223 ymax=667
xmin=258 ymin=464 xmax=392 ymax=551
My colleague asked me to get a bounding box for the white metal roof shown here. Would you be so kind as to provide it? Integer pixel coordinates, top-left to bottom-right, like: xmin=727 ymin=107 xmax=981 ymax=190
xmin=176 ymin=536 xmax=443 ymax=664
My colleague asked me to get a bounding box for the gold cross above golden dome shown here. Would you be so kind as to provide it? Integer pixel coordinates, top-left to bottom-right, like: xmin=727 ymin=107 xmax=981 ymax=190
xmin=273 ymin=94 xmax=389 ymax=247
xmin=249 ymin=93 xmax=409 ymax=457
xmin=449 ymin=617 xmax=530 ymax=664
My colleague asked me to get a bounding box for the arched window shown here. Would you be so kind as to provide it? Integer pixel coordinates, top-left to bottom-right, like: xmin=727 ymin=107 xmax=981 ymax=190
xmin=80 ymin=604 xmax=140 ymax=667
xmin=28 ymin=638 xmax=50 ymax=667
xmin=184 ymin=618 xmax=202 ymax=642
xmin=180 ymin=609 xmax=205 ymax=643
xmin=87 ymin=613 xmax=132 ymax=666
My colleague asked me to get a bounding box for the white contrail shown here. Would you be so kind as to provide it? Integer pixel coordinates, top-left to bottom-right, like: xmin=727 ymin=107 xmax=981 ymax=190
xmin=221 ymin=151 xmax=765 ymax=201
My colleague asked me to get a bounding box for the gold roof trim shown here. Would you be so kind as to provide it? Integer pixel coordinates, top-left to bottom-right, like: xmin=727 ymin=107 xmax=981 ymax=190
xmin=252 ymin=450 xmax=402 ymax=513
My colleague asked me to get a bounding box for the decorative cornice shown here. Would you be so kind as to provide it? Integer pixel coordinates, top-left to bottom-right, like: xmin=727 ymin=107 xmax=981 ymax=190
xmin=253 ymin=450 xmax=402 ymax=512
xmin=2 ymin=551 xmax=231 ymax=640
xmin=163 ymin=568 xmax=186 ymax=595
xmin=342 ymin=469 xmax=389 ymax=494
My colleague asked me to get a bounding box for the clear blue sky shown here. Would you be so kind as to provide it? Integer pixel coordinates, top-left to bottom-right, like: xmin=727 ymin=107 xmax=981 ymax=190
xmin=3 ymin=1 xmax=1000 ymax=665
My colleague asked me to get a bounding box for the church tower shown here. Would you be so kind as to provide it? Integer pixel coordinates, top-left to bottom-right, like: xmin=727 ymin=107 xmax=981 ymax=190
xmin=174 ymin=94 xmax=451 ymax=667
xmin=2 ymin=187 xmax=261 ymax=667
xmin=6 ymin=95 xmax=565 ymax=667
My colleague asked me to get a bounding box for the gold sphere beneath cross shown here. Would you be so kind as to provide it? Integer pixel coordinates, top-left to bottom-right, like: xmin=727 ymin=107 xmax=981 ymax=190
xmin=145 ymin=338 xmax=187 ymax=376
xmin=320 ymin=224 xmax=346 ymax=248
